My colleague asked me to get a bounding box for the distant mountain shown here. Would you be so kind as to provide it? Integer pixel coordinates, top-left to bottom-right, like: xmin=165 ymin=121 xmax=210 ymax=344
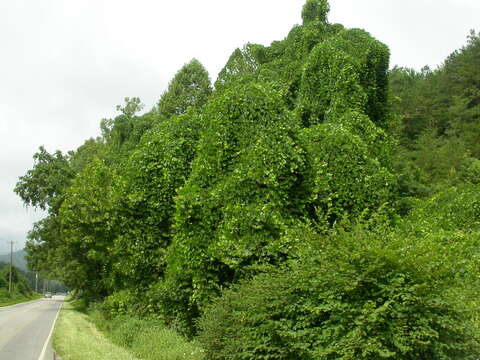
xmin=0 ymin=249 xmax=29 ymax=272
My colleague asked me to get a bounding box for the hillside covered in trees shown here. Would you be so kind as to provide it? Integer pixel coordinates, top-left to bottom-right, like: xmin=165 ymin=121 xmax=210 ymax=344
xmin=0 ymin=261 xmax=38 ymax=305
xmin=16 ymin=0 xmax=480 ymax=358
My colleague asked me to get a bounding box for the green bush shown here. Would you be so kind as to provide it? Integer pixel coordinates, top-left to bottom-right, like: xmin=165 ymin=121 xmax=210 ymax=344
xmin=102 ymin=289 xmax=139 ymax=318
xmin=197 ymin=226 xmax=480 ymax=360
xmin=71 ymin=296 xmax=90 ymax=312
xmin=460 ymin=158 xmax=480 ymax=185
xmin=109 ymin=316 xmax=153 ymax=348
xmin=408 ymin=183 xmax=480 ymax=232
xmin=130 ymin=325 xmax=204 ymax=360
xmin=86 ymin=300 xmax=205 ymax=360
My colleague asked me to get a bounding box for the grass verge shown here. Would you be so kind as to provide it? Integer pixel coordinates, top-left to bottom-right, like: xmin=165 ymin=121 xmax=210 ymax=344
xmin=0 ymin=289 xmax=42 ymax=307
xmin=53 ymin=300 xmax=205 ymax=360
xmin=53 ymin=301 xmax=140 ymax=360
xmin=89 ymin=306 xmax=205 ymax=360
xmin=102 ymin=316 xmax=205 ymax=360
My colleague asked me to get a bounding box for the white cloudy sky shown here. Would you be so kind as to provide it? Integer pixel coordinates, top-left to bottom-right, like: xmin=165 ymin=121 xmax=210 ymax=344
xmin=0 ymin=0 xmax=478 ymax=254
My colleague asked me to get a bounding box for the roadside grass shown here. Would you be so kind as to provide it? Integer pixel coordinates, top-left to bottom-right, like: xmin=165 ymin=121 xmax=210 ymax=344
xmin=53 ymin=301 xmax=140 ymax=360
xmin=54 ymin=301 xmax=205 ymax=360
xmin=110 ymin=318 xmax=204 ymax=360
xmin=89 ymin=308 xmax=205 ymax=360
xmin=0 ymin=288 xmax=42 ymax=307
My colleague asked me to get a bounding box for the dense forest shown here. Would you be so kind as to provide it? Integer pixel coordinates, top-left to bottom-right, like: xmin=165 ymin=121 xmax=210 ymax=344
xmin=16 ymin=0 xmax=480 ymax=358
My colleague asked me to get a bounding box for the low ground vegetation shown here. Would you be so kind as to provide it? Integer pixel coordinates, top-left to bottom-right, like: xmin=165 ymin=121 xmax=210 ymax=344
xmin=54 ymin=299 xmax=204 ymax=360
xmin=0 ymin=288 xmax=41 ymax=307
xmin=53 ymin=301 xmax=140 ymax=360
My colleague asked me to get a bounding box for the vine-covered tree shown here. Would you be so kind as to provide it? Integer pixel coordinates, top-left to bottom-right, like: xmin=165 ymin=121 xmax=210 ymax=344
xmin=15 ymin=1 xmax=480 ymax=354
xmin=215 ymin=44 xmax=265 ymax=90
xmin=111 ymin=111 xmax=203 ymax=289
xmin=156 ymin=59 xmax=212 ymax=120
xmin=302 ymin=0 xmax=330 ymax=25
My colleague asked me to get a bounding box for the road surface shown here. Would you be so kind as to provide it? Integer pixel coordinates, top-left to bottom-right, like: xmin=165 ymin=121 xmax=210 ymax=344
xmin=0 ymin=296 xmax=64 ymax=360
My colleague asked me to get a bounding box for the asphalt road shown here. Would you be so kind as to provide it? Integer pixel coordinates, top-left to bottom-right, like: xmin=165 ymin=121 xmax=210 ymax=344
xmin=0 ymin=296 xmax=64 ymax=360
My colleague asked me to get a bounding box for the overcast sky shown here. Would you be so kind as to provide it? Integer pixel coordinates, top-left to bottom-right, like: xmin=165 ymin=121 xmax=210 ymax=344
xmin=0 ymin=0 xmax=478 ymax=255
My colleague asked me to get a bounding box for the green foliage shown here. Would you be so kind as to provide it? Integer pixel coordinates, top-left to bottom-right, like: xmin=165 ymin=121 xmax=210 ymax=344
xmin=257 ymin=22 xmax=341 ymax=110
xmin=215 ymin=44 xmax=265 ymax=91
xmin=443 ymin=30 xmax=480 ymax=116
xmin=300 ymin=113 xmax=396 ymax=225
xmin=89 ymin=307 xmax=205 ymax=360
xmin=166 ymin=82 xmax=306 ymax=318
xmin=25 ymin=216 xmax=61 ymax=275
xmin=460 ymin=157 xmax=480 ymax=184
xmin=414 ymin=129 xmax=471 ymax=188
xmin=15 ymin=146 xmax=74 ymax=213
xmin=156 ymin=59 xmax=212 ymax=120
xmin=18 ymin=1 xmax=398 ymax=338
xmin=101 ymin=97 xmax=155 ymax=161
xmin=198 ymin=226 xmax=480 ymax=360
xmin=407 ymin=183 xmax=480 ymax=233
xmin=389 ymin=66 xmax=434 ymax=142
xmin=128 ymin=326 xmax=204 ymax=360
xmin=101 ymin=290 xmax=139 ymax=318
xmin=390 ymin=31 xmax=479 ymax=193
xmin=0 ymin=264 xmax=34 ymax=298
xmin=302 ymin=0 xmax=330 ymax=25
xmin=68 ymin=137 xmax=106 ymax=174
xmin=112 ymin=112 xmax=202 ymax=288
xmin=297 ymin=29 xmax=390 ymax=127
xmin=390 ymin=31 xmax=480 ymax=197
xmin=53 ymin=301 xmax=142 ymax=360
xmin=0 ymin=264 xmax=5 ymax=289
xmin=17 ymin=3 xmax=480 ymax=358
xmin=59 ymin=159 xmax=116 ymax=298
xmin=0 ymin=288 xmax=39 ymax=307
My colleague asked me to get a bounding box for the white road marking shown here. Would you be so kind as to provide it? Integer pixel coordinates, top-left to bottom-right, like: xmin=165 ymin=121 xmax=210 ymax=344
xmin=38 ymin=300 xmax=63 ymax=360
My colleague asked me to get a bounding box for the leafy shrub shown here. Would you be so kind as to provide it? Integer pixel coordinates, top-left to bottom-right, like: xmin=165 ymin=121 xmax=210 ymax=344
xmin=130 ymin=325 xmax=204 ymax=360
xmin=71 ymin=296 xmax=90 ymax=312
xmin=197 ymin=226 xmax=480 ymax=360
xmin=102 ymin=289 xmax=139 ymax=318
xmin=460 ymin=158 xmax=480 ymax=184
xmin=215 ymin=44 xmax=264 ymax=91
xmin=142 ymin=278 xmax=199 ymax=337
xmin=60 ymin=158 xmax=116 ymax=298
xmin=109 ymin=316 xmax=153 ymax=348
xmin=87 ymin=299 xmax=205 ymax=360
xmin=408 ymin=183 xmax=480 ymax=232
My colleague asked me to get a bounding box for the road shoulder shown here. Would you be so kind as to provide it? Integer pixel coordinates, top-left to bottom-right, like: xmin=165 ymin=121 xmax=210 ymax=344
xmin=53 ymin=301 xmax=139 ymax=360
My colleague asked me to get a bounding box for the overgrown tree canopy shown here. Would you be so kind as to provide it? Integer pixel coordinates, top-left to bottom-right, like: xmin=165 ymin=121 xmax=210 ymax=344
xmin=16 ymin=1 xmax=480 ymax=357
